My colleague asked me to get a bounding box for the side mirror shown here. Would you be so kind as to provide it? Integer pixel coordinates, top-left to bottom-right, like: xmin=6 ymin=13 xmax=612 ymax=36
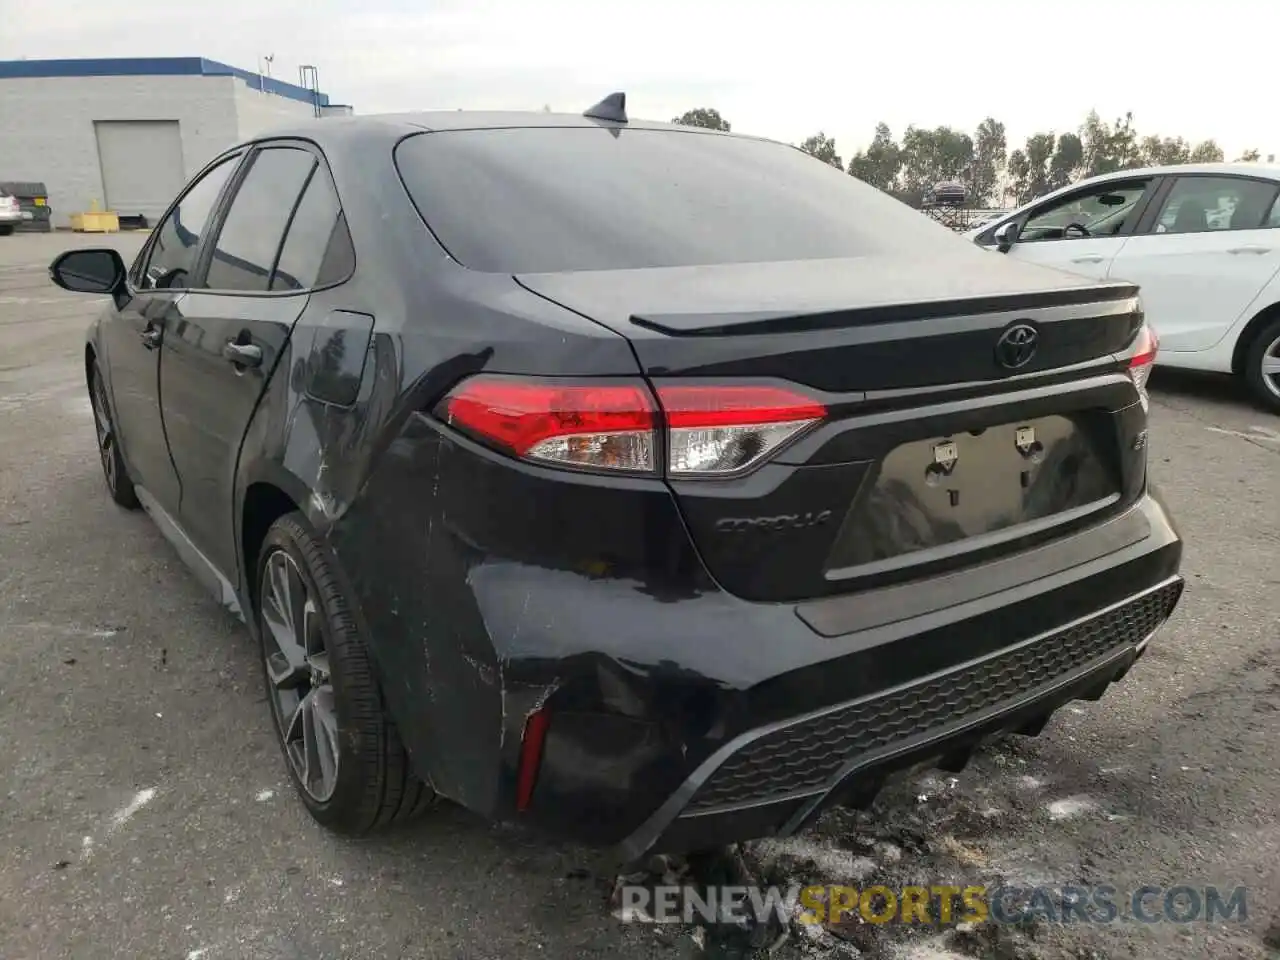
xmin=49 ymin=248 xmax=127 ymax=295
xmin=994 ymin=221 xmax=1021 ymax=253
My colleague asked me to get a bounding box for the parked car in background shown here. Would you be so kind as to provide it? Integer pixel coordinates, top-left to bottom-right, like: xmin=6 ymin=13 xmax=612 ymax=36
xmin=0 ymin=181 xmax=53 ymax=234
xmin=0 ymin=188 xmax=23 ymax=235
xmin=969 ymin=164 xmax=1280 ymax=413
xmin=47 ymin=102 xmax=1183 ymax=858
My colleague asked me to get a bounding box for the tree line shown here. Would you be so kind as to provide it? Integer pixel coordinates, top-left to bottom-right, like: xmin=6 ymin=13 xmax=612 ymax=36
xmin=671 ymin=108 xmax=1277 ymax=209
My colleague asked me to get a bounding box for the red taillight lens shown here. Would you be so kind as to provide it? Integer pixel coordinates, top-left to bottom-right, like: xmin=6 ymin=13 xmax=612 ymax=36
xmin=656 ymin=383 xmax=827 ymax=476
xmin=436 ymin=376 xmax=827 ymax=477
xmin=439 ymin=376 xmax=657 ymax=472
xmin=1128 ymin=324 xmax=1159 ymax=409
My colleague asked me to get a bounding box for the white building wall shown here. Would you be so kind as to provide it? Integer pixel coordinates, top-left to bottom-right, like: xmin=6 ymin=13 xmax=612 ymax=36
xmin=0 ymin=73 xmax=324 ymax=227
xmin=233 ymin=83 xmax=321 ymax=139
xmin=0 ymin=74 xmax=240 ymax=225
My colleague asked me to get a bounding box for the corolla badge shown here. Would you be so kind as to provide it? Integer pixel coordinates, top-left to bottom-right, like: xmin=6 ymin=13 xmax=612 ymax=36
xmin=715 ymin=511 xmax=833 ymax=533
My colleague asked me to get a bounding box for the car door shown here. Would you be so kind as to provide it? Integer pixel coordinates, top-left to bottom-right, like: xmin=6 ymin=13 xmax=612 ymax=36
xmin=99 ymin=152 xmax=244 ymax=514
xmin=158 ymin=142 xmax=343 ymax=579
xmin=1105 ymin=174 xmax=1280 ymax=353
xmin=983 ymin=177 xmax=1159 ymax=280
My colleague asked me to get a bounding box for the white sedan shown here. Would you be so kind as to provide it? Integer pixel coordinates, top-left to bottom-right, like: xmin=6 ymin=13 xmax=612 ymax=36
xmin=968 ymin=163 xmax=1280 ymax=412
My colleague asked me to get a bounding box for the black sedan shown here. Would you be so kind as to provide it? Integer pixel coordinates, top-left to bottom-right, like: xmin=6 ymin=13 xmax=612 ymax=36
xmin=50 ymin=95 xmax=1184 ymax=859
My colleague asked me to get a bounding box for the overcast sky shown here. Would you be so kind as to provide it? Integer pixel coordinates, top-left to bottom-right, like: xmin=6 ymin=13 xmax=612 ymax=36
xmin=3 ymin=0 xmax=1277 ymax=162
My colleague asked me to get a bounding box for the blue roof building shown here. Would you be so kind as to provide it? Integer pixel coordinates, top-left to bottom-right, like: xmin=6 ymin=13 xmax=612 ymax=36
xmin=0 ymin=57 xmax=352 ymax=224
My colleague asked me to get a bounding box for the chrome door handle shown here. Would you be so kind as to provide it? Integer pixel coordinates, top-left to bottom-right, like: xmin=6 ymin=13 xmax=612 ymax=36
xmin=140 ymin=327 xmax=162 ymax=349
xmin=222 ymin=341 xmax=263 ymax=367
xmin=1227 ymin=245 xmax=1270 ymax=255
xmin=1071 ymin=255 xmax=1105 ymax=264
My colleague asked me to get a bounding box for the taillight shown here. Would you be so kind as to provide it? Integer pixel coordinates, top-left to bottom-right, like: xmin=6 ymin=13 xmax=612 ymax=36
xmin=439 ymin=376 xmax=656 ymax=472
xmin=436 ymin=376 xmax=827 ymax=477
xmin=1128 ymin=323 xmax=1158 ymax=410
xmin=655 ymin=383 xmax=826 ymax=476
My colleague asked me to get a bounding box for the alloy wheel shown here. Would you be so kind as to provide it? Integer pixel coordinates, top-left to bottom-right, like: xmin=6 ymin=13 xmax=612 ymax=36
xmin=90 ymin=373 xmax=117 ymax=492
xmin=1261 ymin=332 xmax=1280 ymax=400
xmin=260 ymin=548 xmax=340 ymax=803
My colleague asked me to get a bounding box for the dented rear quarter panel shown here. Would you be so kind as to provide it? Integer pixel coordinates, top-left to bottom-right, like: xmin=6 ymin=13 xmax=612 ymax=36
xmin=231 ymin=123 xmax=652 ymax=816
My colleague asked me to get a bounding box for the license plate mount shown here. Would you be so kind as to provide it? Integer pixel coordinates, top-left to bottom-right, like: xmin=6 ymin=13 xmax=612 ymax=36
xmin=824 ymin=414 xmax=1119 ymax=571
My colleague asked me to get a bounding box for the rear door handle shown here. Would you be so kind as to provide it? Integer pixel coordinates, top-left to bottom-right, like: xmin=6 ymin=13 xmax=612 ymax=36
xmin=222 ymin=340 xmax=263 ymax=367
xmin=140 ymin=327 xmax=162 ymax=349
xmin=1071 ymin=254 xmax=1106 ymax=264
xmin=1228 ymin=245 xmax=1270 ymax=255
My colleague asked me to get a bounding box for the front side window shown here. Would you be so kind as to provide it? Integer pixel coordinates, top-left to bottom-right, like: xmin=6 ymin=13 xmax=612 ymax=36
xmin=202 ymin=147 xmax=318 ymax=293
xmin=135 ymin=155 xmax=240 ymax=290
xmin=1153 ymin=176 xmax=1280 ymax=234
xmin=1019 ymin=181 xmax=1151 ymax=242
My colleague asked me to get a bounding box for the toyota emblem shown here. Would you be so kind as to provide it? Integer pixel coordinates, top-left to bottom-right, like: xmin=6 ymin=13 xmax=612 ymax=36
xmin=995 ymin=323 xmax=1039 ymax=369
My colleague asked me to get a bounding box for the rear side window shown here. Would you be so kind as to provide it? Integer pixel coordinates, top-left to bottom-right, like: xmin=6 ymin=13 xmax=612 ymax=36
xmin=202 ymin=147 xmax=317 ymax=292
xmin=270 ymin=168 xmax=352 ymax=291
xmin=1153 ymin=176 xmax=1280 ymax=234
xmin=394 ymin=127 xmax=960 ymax=273
xmin=1268 ymin=196 xmax=1280 ymax=228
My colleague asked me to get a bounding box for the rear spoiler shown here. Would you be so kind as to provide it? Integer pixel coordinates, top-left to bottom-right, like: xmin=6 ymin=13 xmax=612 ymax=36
xmin=630 ymin=284 xmax=1140 ymax=338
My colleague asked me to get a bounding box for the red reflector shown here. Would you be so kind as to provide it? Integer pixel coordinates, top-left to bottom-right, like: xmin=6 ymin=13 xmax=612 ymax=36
xmin=442 ymin=376 xmax=656 ymax=456
xmin=655 ymin=384 xmax=827 ymax=428
xmin=516 ymin=709 xmax=551 ymax=812
xmin=1129 ymin=324 xmax=1158 ymax=367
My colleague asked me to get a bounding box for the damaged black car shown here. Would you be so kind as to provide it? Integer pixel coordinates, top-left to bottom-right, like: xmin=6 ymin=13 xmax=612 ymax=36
xmin=50 ymin=94 xmax=1183 ymax=860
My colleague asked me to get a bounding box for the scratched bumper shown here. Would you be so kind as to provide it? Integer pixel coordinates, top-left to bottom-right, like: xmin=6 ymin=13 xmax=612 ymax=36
xmin=614 ymin=576 xmax=1181 ymax=858
xmin=478 ymin=498 xmax=1179 ymax=852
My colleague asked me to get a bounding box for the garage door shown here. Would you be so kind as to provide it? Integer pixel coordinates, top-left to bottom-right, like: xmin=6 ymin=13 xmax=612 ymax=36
xmin=94 ymin=120 xmax=186 ymax=222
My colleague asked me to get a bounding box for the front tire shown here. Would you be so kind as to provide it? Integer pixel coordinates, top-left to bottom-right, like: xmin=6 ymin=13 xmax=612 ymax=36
xmin=256 ymin=512 xmax=436 ymax=833
xmin=1243 ymin=317 xmax=1280 ymax=415
xmin=89 ymin=361 xmax=139 ymax=509
xmin=0 ymin=225 xmax=14 ymax=237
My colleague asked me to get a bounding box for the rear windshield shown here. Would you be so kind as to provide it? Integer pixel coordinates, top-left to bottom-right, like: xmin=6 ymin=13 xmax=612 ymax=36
xmin=394 ymin=127 xmax=959 ymax=273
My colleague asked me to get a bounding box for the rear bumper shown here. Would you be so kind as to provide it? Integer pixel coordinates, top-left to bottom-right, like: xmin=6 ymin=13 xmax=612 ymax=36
xmin=618 ymin=575 xmax=1180 ymax=859
xmin=509 ymin=489 xmax=1182 ymax=856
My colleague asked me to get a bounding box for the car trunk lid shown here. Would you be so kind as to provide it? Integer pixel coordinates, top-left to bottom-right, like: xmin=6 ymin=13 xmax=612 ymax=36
xmin=517 ymin=255 xmax=1150 ymax=603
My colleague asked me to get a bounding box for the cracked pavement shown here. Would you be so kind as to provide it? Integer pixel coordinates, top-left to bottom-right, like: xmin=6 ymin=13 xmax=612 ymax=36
xmin=1 ymin=232 xmax=1277 ymax=960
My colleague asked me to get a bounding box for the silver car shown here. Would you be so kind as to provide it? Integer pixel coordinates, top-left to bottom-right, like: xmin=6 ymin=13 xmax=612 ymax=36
xmin=0 ymin=189 xmax=24 ymax=235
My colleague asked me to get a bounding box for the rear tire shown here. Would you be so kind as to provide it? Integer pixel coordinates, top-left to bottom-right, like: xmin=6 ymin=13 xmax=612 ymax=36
xmin=0 ymin=225 xmax=13 ymax=237
xmin=1243 ymin=317 xmax=1280 ymax=415
xmin=89 ymin=362 xmax=139 ymax=509
xmin=256 ymin=512 xmax=436 ymax=833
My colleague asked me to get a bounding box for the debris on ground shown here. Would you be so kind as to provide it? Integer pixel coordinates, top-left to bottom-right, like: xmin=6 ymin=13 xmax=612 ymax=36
xmin=601 ymin=738 xmax=1204 ymax=959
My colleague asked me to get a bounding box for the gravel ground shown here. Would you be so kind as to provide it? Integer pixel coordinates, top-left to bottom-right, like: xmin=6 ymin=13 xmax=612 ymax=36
xmin=1 ymin=231 xmax=1277 ymax=960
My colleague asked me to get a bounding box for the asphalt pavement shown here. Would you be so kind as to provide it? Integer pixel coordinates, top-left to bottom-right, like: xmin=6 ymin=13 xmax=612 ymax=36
xmin=1 ymin=231 xmax=1277 ymax=960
